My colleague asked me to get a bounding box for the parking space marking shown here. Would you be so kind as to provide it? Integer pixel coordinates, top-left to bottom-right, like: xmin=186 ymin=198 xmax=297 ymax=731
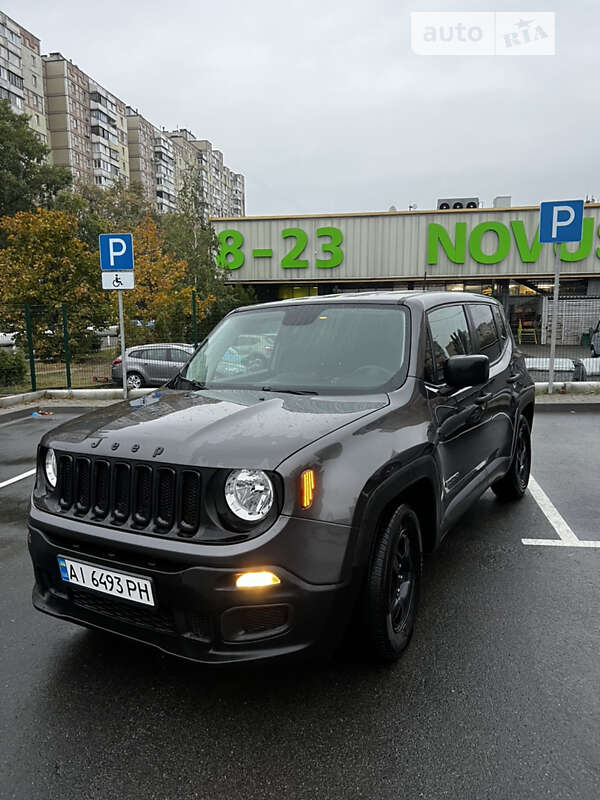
xmin=522 ymin=475 xmax=600 ymax=549
xmin=0 ymin=468 xmax=36 ymax=490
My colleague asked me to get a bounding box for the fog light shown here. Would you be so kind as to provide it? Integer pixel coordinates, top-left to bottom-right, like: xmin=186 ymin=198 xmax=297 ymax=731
xmin=235 ymin=571 xmax=281 ymax=588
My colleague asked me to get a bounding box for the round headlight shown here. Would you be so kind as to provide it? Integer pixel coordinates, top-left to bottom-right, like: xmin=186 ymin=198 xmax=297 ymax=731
xmin=45 ymin=448 xmax=57 ymax=488
xmin=224 ymin=469 xmax=274 ymax=522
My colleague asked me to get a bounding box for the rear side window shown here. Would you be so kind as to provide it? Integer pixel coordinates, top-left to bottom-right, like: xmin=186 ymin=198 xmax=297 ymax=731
xmin=145 ymin=348 xmax=170 ymax=362
xmin=469 ymin=304 xmax=501 ymax=361
xmin=170 ymin=348 xmax=190 ymax=363
xmin=427 ymin=305 xmax=472 ymax=382
xmin=129 ymin=349 xmax=145 ymax=359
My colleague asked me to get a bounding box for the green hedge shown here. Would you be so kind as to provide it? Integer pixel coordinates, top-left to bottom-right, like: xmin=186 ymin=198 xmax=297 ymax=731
xmin=0 ymin=348 xmax=27 ymax=386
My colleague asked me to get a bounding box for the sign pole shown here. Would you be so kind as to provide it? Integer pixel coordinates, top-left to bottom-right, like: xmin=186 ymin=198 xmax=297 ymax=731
xmin=117 ymin=289 xmax=128 ymax=400
xmin=547 ymin=245 xmax=561 ymax=395
xmin=538 ymin=200 xmax=583 ymax=396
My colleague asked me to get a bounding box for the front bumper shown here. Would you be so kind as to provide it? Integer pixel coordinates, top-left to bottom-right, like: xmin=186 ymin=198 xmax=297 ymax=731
xmin=28 ymin=508 xmax=355 ymax=665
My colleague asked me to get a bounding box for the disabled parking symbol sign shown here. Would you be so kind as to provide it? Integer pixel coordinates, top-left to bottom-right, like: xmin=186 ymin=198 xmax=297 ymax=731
xmin=99 ymin=233 xmax=135 ymax=290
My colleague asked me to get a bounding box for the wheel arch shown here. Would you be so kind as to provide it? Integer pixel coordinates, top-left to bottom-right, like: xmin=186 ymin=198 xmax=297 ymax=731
xmin=521 ymin=400 xmax=534 ymax=432
xmin=349 ymin=455 xmax=441 ymax=575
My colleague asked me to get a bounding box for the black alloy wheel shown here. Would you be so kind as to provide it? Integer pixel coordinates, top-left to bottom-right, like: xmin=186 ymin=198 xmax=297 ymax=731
xmin=362 ymin=503 xmax=422 ymax=662
xmin=491 ymin=416 xmax=531 ymax=500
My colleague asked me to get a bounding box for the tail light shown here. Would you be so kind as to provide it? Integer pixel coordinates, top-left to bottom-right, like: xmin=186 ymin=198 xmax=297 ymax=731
xmin=112 ymin=358 xmax=122 ymax=365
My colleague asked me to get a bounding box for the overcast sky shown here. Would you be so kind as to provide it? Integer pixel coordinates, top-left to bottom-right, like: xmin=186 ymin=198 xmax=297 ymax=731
xmin=7 ymin=0 xmax=599 ymax=215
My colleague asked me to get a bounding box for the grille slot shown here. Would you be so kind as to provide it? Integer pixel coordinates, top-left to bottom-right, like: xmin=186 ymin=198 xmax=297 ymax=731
xmin=179 ymin=471 xmax=201 ymax=536
xmin=55 ymin=454 xmax=204 ymax=540
xmin=133 ymin=465 xmax=153 ymax=527
xmin=92 ymin=460 xmax=110 ymax=519
xmin=58 ymin=455 xmax=73 ymax=509
xmin=156 ymin=468 xmax=176 ymax=530
xmin=112 ymin=463 xmax=131 ymax=524
xmin=74 ymin=457 xmax=91 ymax=515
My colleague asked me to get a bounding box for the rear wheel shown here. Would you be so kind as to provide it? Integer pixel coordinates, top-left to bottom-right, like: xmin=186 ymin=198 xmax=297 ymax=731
xmin=126 ymin=372 xmax=144 ymax=390
xmin=491 ymin=416 xmax=531 ymax=500
xmin=362 ymin=504 xmax=422 ymax=663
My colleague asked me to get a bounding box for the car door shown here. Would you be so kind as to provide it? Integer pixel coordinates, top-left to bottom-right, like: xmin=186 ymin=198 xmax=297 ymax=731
xmin=424 ymin=304 xmax=493 ymax=518
xmin=465 ymin=302 xmax=514 ymax=470
xmin=144 ymin=347 xmax=171 ymax=384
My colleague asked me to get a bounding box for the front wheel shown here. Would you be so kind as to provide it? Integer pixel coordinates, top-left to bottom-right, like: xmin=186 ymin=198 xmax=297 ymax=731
xmin=361 ymin=504 xmax=422 ymax=663
xmin=491 ymin=416 xmax=531 ymax=500
xmin=126 ymin=372 xmax=144 ymax=390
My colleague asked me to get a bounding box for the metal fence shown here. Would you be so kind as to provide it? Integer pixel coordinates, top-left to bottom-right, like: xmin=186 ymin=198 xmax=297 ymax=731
xmin=0 ymin=293 xmax=208 ymax=396
xmin=508 ymin=295 xmax=600 ymax=383
xmin=3 ymin=294 xmax=599 ymax=396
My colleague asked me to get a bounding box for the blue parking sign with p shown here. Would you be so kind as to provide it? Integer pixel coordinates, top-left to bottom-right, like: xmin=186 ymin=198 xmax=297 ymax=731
xmin=539 ymin=200 xmax=584 ymax=244
xmin=99 ymin=233 xmax=134 ymax=271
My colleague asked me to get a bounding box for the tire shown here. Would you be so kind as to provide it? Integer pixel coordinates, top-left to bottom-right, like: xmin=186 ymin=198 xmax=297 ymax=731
xmin=362 ymin=504 xmax=422 ymax=663
xmin=126 ymin=372 xmax=144 ymax=390
xmin=491 ymin=416 xmax=531 ymax=500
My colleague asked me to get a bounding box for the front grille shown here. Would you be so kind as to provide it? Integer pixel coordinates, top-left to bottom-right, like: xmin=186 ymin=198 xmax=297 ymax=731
xmin=70 ymin=588 xmax=212 ymax=642
xmin=56 ymin=454 xmax=202 ymax=540
xmin=71 ymin=588 xmax=177 ymax=635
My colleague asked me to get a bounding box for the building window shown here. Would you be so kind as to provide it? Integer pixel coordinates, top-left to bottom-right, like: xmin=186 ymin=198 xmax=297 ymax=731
xmin=32 ymin=74 xmax=37 ymax=88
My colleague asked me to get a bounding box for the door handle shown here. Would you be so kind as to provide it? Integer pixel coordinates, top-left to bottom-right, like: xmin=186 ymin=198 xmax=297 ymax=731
xmin=474 ymin=392 xmax=492 ymax=405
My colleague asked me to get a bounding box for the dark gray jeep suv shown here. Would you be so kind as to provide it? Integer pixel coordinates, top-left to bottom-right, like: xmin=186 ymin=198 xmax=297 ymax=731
xmin=28 ymin=292 xmax=534 ymax=665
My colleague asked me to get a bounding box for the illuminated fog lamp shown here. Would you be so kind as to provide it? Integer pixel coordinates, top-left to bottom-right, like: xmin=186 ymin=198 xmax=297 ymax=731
xmin=235 ymin=571 xmax=281 ymax=589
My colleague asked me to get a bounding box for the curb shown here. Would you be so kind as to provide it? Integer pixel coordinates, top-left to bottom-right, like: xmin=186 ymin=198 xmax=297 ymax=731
xmin=534 ymin=381 xmax=600 ymax=395
xmin=0 ymin=388 xmax=152 ymax=408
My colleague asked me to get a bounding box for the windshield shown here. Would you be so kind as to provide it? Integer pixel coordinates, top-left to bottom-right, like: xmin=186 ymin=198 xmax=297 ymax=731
xmin=181 ymin=303 xmax=409 ymax=394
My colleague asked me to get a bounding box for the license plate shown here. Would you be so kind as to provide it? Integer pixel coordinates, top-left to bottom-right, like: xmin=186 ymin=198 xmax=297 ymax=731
xmin=57 ymin=557 xmax=155 ymax=606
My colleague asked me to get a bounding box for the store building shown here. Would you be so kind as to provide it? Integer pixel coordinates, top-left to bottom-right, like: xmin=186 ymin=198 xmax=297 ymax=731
xmin=212 ymin=204 xmax=600 ymax=339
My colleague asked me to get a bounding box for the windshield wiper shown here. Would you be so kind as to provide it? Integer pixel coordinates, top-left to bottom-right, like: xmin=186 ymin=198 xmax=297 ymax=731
xmin=260 ymin=386 xmax=318 ymax=395
xmin=174 ymin=374 xmax=206 ymax=390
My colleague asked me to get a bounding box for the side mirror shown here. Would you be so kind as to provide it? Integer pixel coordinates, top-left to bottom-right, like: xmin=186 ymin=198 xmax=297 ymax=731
xmin=443 ymin=354 xmax=489 ymax=389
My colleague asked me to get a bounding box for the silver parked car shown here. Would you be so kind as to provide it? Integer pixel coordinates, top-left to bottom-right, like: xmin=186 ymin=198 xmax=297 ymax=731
xmin=112 ymin=343 xmax=195 ymax=389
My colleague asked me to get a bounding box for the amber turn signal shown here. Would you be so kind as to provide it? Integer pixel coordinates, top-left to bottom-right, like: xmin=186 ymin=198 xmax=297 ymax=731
xmin=300 ymin=469 xmax=315 ymax=509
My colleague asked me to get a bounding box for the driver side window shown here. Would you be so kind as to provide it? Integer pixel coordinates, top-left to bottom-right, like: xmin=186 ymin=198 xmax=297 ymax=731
xmin=427 ymin=305 xmax=472 ymax=383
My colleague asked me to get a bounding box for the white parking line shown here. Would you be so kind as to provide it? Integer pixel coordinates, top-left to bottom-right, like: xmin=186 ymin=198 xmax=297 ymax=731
xmin=0 ymin=468 xmax=36 ymax=490
xmin=522 ymin=475 xmax=600 ymax=549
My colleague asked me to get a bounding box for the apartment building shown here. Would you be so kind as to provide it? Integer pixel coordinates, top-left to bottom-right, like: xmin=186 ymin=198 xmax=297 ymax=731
xmin=127 ymin=110 xmax=177 ymax=213
xmin=43 ymin=52 xmax=129 ymax=188
xmin=126 ymin=110 xmax=157 ymax=203
xmin=129 ymin=120 xmax=245 ymax=218
xmin=0 ymin=12 xmax=48 ymax=145
xmin=177 ymin=135 xmax=245 ymax=218
xmin=169 ymin=128 xmax=200 ymax=196
xmin=2 ymin=10 xmax=245 ymax=215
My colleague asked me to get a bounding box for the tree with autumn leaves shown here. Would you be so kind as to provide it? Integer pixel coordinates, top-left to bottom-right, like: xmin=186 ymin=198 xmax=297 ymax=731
xmin=0 ymin=209 xmax=108 ymax=359
xmin=118 ymin=216 xmax=214 ymax=345
xmin=0 ymin=210 xmax=215 ymax=358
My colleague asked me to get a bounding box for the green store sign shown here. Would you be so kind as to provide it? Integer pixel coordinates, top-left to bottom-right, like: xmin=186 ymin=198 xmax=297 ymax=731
xmin=216 ymin=216 xmax=600 ymax=273
xmin=427 ymin=218 xmax=600 ymax=265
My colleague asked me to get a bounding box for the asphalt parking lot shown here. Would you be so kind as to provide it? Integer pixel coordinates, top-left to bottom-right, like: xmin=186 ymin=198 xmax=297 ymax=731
xmin=0 ymin=405 xmax=598 ymax=800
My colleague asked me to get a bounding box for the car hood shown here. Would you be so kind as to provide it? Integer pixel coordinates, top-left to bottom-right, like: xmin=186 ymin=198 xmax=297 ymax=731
xmin=45 ymin=388 xmax=388 ymax=469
